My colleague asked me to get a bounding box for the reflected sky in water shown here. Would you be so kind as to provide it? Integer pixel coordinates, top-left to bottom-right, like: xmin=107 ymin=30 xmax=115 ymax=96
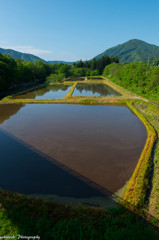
xmin=72 ymin=83 xmax=122 ymax=97
xmin=14 ymin=84 xmax=72 ymax=99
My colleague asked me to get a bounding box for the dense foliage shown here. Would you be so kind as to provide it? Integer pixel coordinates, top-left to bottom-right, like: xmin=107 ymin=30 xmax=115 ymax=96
xmin=0 ymin=54 xmax=50 ymax=92
xmin=95 ymin=39 xmax=159 ymax=63
xmin=47 ymin=56 xmax=119 ymax=83
xmin=0 ymin=53 xmax=118 ymax=93
xmin=103 ymin=62 xmax=159 ymax=101
xmin=73 ymin=56 xmax=119 ymax=74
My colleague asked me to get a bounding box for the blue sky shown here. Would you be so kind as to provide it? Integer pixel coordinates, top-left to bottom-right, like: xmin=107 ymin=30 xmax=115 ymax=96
xmin=0 ymin=0 xmax=159 ymax=61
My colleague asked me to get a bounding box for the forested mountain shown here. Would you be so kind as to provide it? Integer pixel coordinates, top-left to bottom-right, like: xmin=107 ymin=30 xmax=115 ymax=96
xmin=0 ymin=48 xmax=73 ymax=64
xmin=95 ymin=39 xmax=159 ymax=63
xmin=2 ymin=39 xmax=159 ymax=64
xmin=0 ymin=48 xmax=45 ymax=62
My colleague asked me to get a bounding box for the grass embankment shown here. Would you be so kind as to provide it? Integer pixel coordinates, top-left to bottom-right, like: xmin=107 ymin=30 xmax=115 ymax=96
xmin=102 ymin=73 xmax=159 ymax=217
xmin=0 ymin=190 xmax=158 ymax=239
xmin=87 ymin=76 xmax=104 ymax=80
xmin=87 ymin=77 xmax=158 ymax=211
xmin=65 ymin=82 xmax=77 ymax=98
xmin=100 ymin=77 xmax=157 ymax=212
xmin=122 ymin=101 xmax=156 ymax=210
xmin=65 ymin=77 xmax=85 ymax=81
xmin=102 ymin=77 xmax=132 ymax=97
xmin=0 ymin=96 xmax=127 ymax=105
xmin=133 ymin=100 xmax=159 ymax=220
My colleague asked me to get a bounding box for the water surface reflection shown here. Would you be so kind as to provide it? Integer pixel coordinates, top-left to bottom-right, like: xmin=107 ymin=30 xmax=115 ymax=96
xmin=0 ymin=104 xmax=146 ymax=200
xmin=13 ymin=84 xmax=72 ymax=99
xmin=72 ymin=83 xmax=121 ymax=97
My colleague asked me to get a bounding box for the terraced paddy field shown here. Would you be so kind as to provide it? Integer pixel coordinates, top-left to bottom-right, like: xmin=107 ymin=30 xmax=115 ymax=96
xmin=0 ymin=78 xmax=159 ymax=238
xmin=0 ymin=103 xmax=146 ymax=207
xmin=13 ymin=84 xmax=73 ymax=99
xmin=72 ymin=83 xmax=121 ymax=97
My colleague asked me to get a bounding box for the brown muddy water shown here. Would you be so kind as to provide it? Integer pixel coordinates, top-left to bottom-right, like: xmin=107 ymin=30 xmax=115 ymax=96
xmin=72 ymin=83 xmax=121 ymax=97
xmin=0 ymin=104 xmax=146 ymax=207
xmin=13 ymin=84 xmax=72 ymax=99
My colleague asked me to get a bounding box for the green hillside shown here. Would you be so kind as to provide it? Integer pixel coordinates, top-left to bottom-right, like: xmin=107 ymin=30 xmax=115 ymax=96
xmin=0 ymin=48 xmax=45 ymax=62
xmin=0 ymin=48 xmax=74 ymax=64
xmin=103 ymin=62 xmax=159 ymax=102
xmin=95 ymin=39 xmax=159 ymax=63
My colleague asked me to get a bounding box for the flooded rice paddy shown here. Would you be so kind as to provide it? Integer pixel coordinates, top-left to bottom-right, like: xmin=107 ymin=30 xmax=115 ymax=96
xmin=72 ymin=83 xmax=121 ymax=97
xmin=13 ymin=84 xmax=72 ymax=99
xmin=0 ymin=104 xmax=146 ymax=206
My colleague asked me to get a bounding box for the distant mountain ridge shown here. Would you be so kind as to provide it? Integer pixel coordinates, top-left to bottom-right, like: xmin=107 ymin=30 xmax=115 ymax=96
xmin=47 ymin=60 xmax=73 ymax=65
xmin=0 ymin=48 xmax=45 ymax=62
xmin=1 ymin=39 xmax=159 ymax=64
xmin=0 ymin=48 xmax=73 ymax=65
xmin=95 ymin=39 xmax=159 ymax=63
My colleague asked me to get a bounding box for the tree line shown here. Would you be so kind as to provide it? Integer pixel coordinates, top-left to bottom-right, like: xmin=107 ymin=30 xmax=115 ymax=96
xmin=0 ymin=53 xmax=50 ymax=92
xmin=73 ymin=56 xmax=119 ymax=74
xmin=1 ymin=52 xmax=159 ymax=102
xmin=0 ymin=53 xmax=119 ymax=93
xmin=46 ymin=56 xmax=119 ymax=82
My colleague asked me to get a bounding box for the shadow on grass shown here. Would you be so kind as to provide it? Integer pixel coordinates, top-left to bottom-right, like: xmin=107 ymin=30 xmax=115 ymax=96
xmin=0 ymin=129 xmax=159 ymax=239
xmin=0 ymin=190 xmax=159 ymax=239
